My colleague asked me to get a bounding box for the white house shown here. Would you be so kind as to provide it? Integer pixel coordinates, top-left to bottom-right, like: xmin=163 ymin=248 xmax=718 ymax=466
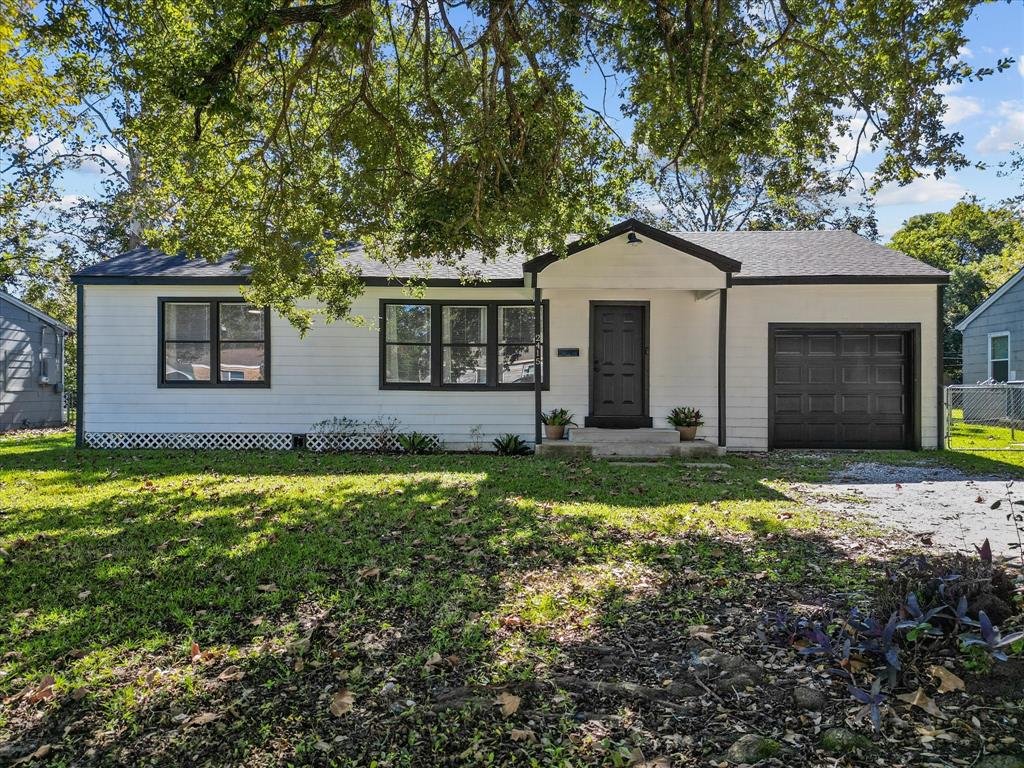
xmin=71 ymin=219 xmax=948 ymax=453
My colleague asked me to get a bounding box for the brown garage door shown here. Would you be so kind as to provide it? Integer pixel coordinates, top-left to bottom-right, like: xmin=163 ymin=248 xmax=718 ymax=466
xmin=770 ymin=327 xmax=914 ymax=449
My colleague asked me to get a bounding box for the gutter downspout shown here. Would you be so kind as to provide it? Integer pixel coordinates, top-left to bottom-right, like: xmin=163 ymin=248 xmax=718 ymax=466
xmin=534 ymin=280 xmax=543 ymax=446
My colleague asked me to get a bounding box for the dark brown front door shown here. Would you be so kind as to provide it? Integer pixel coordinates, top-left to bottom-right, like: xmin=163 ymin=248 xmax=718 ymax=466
xmin=589 ymin=304 xmax=650 ymax=427
xmin=770 ymin=327 xmax=914 ymax=449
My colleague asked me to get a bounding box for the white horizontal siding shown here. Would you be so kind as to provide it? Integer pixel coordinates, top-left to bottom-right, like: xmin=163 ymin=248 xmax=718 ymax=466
xmin=82 ymin=285 xmax=534 ymax=446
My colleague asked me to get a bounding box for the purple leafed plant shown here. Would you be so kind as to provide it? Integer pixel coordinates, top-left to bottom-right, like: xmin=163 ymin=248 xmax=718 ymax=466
xmin=961 ymin=611 xmax=1024 ymax=662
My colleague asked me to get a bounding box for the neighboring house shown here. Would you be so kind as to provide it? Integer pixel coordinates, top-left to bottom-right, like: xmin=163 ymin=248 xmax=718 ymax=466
xmin=0 ymin=290 xmax=72 ymax=431
xmin=70 ymin=219 xmax=948 ymax=452
xmin=956 ymin=265 xmax=1024 ymax=384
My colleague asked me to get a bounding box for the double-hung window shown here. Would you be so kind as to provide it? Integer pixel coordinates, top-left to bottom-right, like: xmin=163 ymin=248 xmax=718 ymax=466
xmin=381 ymin=300 xmax=547 ymax=389
xmin=160 ymin=299 xmax=270 ymax=387
xmin=989 ymin=332 xmax=1010 ymax=382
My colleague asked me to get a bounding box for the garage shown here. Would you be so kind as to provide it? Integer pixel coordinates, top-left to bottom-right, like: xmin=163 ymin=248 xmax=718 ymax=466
xmin=769 ymin=325 xmax=917 ymax=449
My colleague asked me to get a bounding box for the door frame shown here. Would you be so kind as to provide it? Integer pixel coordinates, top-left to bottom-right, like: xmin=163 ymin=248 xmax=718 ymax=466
xmin=586 ymin=301 xmax=652 ymax=428
xmin=767 ymin=322 xmax=922 ymax=451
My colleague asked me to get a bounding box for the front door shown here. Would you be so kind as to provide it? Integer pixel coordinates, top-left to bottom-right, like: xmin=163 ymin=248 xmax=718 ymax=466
xmin=589 ymin=304 xmax=650 ymax=427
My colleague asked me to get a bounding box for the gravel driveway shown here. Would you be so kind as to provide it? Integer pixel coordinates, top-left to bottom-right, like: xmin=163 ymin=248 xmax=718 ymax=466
xmin=801 ymin=462 xmax=1024 ymax=561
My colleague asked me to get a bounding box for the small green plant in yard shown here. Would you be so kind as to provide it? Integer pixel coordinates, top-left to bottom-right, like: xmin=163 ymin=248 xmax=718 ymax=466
xmin=666 ymin=406 xmax=703 ymax=427
xmin=492 ymin=433 xmax=532 ymax=455
xmin=540 ymin=409 xmax=576 ymax=427
xmin=396 ymin=432 xmax=440 ymax=454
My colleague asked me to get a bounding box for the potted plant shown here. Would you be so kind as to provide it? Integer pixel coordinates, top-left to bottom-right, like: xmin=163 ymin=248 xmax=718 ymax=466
xmin=667 ymin=406 xmax=703 ymax=441
xmin=541 ymin=408 xmax=576 ymax=440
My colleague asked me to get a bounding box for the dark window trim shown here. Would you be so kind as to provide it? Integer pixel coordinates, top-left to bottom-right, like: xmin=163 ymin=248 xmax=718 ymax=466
xmin=378 ymin=299 xmax=549 ymax=391
xmin=158 ymin=297 xmax=271 ymax=389
xmin=767 ymin=322 xmax=922 ymax=452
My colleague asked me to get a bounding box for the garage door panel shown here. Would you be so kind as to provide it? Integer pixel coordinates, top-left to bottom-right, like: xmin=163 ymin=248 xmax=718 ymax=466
xmin=842 ymin=365 xmax=870 ymax=384
xmin=875 ymin=364 xmax=904 ymax=385
xmin=840 ymin=394 xmax=870 ymax=414
xmin=774 ymin=394 xmax=802 ymax=413
xmin=875 ymin=334 xmax=905 ymax=355
xmin=876 ymin=394 xmax=905 ymax=415
xmin=775 ymin=335 xmax=803 ymax=355
xmin=840 ymin=335 xmax=871 ymax=355
xmin=808 ymin=394 xmax=837 ymax=413
xmin=807 ymin=335 xmax=837 ymax=355
xmin=774 ymin=365 xmax=802 ymax=385
xmin=807 ymin=365 xmax=835 ymax=384
xmin=771 ymin=328 xmax=912 ymax=449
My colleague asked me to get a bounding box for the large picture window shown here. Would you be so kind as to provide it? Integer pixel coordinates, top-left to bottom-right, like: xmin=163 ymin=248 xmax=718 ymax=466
xmin=380 ymin=300 xmax=548 ymax=390
xmin=159 ymin=299 xmax=270 ymax=387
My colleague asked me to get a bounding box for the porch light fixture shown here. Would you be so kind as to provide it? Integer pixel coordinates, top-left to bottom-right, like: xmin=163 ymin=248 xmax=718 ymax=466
xmin=626 ymin=231 xmax=642 ymax=245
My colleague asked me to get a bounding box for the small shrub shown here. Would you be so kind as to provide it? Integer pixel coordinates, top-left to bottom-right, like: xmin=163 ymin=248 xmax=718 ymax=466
xmin=666 ymin=406 xmax=703 ymax=427
xmin=396 ymin=432 xmax=440 ymax=454
xmin=492 ymin=433 xmax=532 ymax=456
xmin=541 ymin=408 xmax=576 ymax=426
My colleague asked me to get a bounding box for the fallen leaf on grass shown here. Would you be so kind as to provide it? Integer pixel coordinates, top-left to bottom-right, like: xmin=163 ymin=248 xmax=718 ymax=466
xmin=928 ymin=665 xmax=965 ymax=694
xmin=13 ymin=744 xmax=51 ymax=764
xmin=217 ymin=666 xmax=244 ymax=682
xmin=330 ymin=688 xmax=354 ymax=716
xmin=70 ymin=687 xmax=88 ymax=701
xmin=27 ymin=676 xmax=54 ymax=704
xmin=495 ymin=691 xmax=521 ymax=717
xmin=357 ymin=567 xmax=381 ymax=581
xmin=77 ymin=590 xmax=91 ymax=600
xmin=424 ymin=652 xmax=443 ymax=670
xmin=510 ymin=728 xmax=537 ymax=743
xmin=186 ymin=712 xmax=221 ymax=726
xmin=256 ymin=583 xmax=278 ymax=592
xmin=897 ymin=687 xmax=945 ymax=718
xmin=686 ymin=625 xmax=716 ymax=642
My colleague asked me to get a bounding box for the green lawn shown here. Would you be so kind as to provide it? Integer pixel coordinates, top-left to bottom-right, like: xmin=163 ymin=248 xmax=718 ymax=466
xmin=0 ymin=431 xmax=1020 ymax=766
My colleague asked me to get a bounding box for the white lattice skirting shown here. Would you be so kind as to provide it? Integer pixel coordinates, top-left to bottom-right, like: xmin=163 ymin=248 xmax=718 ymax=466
xmin=305 ymin=433 xmax=402 ymax=453
xmin=84 ymin=432 xmax=294 ymax=450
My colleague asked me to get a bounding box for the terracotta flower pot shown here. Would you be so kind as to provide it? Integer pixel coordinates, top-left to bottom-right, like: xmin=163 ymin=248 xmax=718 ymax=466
xmin=676 ymin=425 xmax=698 ymax=441
xmin=544 ymin=424 xmax=566 ymax=440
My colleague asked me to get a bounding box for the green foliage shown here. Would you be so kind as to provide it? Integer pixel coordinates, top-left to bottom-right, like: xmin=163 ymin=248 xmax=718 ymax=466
xmin=540 ymin=409 xmax=576 ymax=427
xmin=667 ymin=406 xmax=703 ymax=428
xmin=0 ymin=0 xmax=1009 ymax=330
xmin=891 ymin=200 xmax=1024 ymax=380
xmin=492 ymin=433 xmax=532 ymax=456
xmin=396 ymin=432 xmax=439 ymax=455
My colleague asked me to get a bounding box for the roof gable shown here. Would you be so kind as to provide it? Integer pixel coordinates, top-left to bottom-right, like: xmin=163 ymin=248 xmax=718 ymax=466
xmin=522 ymin=219 xmax=741 ymax=275
xmin=955 ymin=265 xmax=1024 ymax=331
xmin=0 ymin=290 xmax=73 ymax=333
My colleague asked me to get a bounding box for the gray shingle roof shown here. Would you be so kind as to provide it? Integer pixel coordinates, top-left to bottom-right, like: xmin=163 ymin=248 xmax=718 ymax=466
xmin=672 ymin=230 xmax=947 ymax=281
xmin=71 ymin=227 xmax=947 ymax=284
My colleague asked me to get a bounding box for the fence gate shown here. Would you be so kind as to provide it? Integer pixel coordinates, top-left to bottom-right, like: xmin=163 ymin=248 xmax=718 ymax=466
xmin=945 ymin=384 xmax=1024 ymax=450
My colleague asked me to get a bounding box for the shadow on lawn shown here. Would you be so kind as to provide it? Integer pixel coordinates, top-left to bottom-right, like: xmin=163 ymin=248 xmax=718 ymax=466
xmin=0 ymin=448 xmax=902 ymax=764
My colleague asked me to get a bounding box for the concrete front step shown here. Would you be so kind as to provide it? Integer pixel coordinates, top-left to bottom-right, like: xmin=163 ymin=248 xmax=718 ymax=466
xmin=568 ymin=427 xmax=682 ymax=444
xmin=536 ymin=439 xmax=722 ymax=459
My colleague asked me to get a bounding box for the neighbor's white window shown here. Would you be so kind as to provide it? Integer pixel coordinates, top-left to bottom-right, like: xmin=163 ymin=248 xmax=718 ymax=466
xmin=989 ymin=332 xmax=1010 ymax=382
xmin=40 ymin=326 xmax=56 ymax=383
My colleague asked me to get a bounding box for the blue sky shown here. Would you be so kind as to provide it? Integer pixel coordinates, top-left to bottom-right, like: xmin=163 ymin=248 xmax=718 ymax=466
xmin=59 ymin=2 xmax=1023 ymax=244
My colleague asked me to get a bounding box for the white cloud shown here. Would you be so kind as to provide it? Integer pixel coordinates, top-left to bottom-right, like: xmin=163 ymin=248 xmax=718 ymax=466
xmin=873 ymin=175 xmax=966 ymax=206
xmin=944 ymin=94 xmax=982 ymax=125
xmin=1018 ymin=55 xmax=1024 ymax=77
xmin=976 ymin=100 xmax=1024 ymax=153
xmin=958 ymin=45 xmax=974 ymax=60
xmin=79 ymin=143 xmax=128 ymax=174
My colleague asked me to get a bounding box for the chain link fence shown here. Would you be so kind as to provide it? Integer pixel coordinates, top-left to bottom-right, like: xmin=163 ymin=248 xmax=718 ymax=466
xmin=946 ymin=384 xmax=1024 ymax=450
